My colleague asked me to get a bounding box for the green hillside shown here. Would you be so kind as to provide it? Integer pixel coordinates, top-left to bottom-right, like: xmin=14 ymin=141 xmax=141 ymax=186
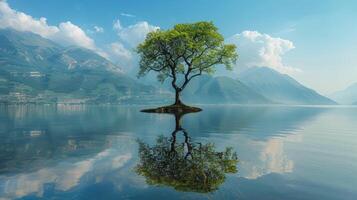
xmin=0 ymin=29 xmax=159 ymax=104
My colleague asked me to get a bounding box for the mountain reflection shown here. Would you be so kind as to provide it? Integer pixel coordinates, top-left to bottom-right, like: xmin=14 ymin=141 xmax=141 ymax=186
xmin=135 ymin=112 xmax=239 ymax=193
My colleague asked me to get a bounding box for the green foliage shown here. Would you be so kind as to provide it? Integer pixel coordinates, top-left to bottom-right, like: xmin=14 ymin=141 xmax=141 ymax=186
xmin=135 ymin=135 xmax=238 ymax=193
xmin=137 ymin=21 xmax=237 ymax=92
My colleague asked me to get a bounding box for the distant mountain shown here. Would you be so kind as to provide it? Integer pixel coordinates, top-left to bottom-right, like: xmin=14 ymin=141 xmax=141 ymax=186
xmin=238 ymin=67 xmax=336 ymax=105
xmin=181 ymin=75 xmax=271 ymax=104
xmin=0 ymin=28 xmax=121 ymax=73
xmin=0 ymin=28 xmax=158 ymax=104
xmin=329 ymin=83 xmax=357 ymax=105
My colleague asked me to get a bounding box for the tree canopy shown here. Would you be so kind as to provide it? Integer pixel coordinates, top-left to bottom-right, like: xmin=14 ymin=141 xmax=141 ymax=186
xmin=137 ymin=21 xmax=238 ymax=105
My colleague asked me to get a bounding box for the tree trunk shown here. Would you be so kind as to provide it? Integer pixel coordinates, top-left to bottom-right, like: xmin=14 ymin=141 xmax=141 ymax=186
xmin=174 ymin=89 xmax=182 ymax=105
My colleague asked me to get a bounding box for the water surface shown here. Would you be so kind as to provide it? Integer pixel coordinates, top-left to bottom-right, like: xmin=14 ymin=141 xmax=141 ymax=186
xmin=0 ymin=105 xmax=356 ymax=199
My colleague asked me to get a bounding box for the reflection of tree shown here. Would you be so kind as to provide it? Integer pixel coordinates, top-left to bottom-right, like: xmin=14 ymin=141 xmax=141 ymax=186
xmin=136 ymin=112 xmax=238 ymax=193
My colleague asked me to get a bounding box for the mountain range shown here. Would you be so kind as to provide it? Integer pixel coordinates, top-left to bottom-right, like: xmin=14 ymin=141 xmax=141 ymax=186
xmin=0 ymin=28 xmax=336 ymax=105
xmin=329 ymin=83 xmax=357 ymax=105
xmin=238 ymin=67 xmax=336 ymax=105
xmin=0 ymin=29 xmax=160 ymax=104
xmin=181 ymin=75 xmax=271 ymax=104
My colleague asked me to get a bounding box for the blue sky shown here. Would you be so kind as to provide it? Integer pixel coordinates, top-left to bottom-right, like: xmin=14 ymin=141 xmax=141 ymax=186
xmin=3 ymin=0 xmax=357 ymax=94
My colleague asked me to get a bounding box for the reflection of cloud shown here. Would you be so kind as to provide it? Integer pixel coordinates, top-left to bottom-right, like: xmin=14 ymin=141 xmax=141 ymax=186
xmin=0 ymin=149 xmax=131 ymax=199
xmin=262 ymin=139 xmax=294 ymax=173
xmin=244 ymin=134 xmax=302 ymax=179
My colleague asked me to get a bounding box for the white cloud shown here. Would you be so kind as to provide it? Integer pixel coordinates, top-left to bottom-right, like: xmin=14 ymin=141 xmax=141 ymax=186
xmin=113 ymin=19 xmax=122 ymax=31
xmin=0 ymin=1 xmax=96 ymax=50
xmin=0 ymin=1 xmax=57 ymax=37
xmin=229 ymin=30 xmax=300 ymax=74
xmin=109 ymin=19 xmax=160 ymax=72
xmin=120 ymin=13 xmax=136 ymax=18
xmin=109 ymin=42 xmax=132 ymax=60
xmin=94 ymin=25 xmax=104 ymax=33
xmin=52 ymin=21 xmax=96 ymax=50
xmin=105 ymin=42 xmax=133 ymax=71
xmin=113 ymin=19 xmax=159 ymax=47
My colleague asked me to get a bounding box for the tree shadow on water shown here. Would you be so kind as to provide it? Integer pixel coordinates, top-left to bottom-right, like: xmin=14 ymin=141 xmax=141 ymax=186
xmin=135 ymin=110 xmax=239 ymax=193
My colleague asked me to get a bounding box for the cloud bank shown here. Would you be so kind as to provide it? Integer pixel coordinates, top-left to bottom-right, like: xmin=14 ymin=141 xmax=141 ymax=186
xmin=0 ymin=1 xmax=96 ymax=50
xmin=109 ymin=19 xmax=159 ymax=72
xmin=229 ymin=30 xmax=299 ymax=74
xmin=113 ymin=19 xmax=159 ymax=47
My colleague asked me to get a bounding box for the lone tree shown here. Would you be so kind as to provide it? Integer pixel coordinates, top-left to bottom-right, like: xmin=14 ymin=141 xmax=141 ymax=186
xmin=137 ymin=21 xmax=237 ymax=112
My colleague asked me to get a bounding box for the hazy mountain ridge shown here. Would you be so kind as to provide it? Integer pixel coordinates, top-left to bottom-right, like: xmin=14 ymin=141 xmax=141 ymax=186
xmin=329 ymin=82 xmax=357 ymax=105
xmin=182 ymin=75 xmax=271 ymax=104
xmin=238 ymin=67 xmax=336 ymax=105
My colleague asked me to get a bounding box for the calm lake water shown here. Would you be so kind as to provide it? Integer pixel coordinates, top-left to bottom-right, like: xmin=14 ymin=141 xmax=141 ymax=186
xmin=0 ymin=105 xmax=356 ymax=200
